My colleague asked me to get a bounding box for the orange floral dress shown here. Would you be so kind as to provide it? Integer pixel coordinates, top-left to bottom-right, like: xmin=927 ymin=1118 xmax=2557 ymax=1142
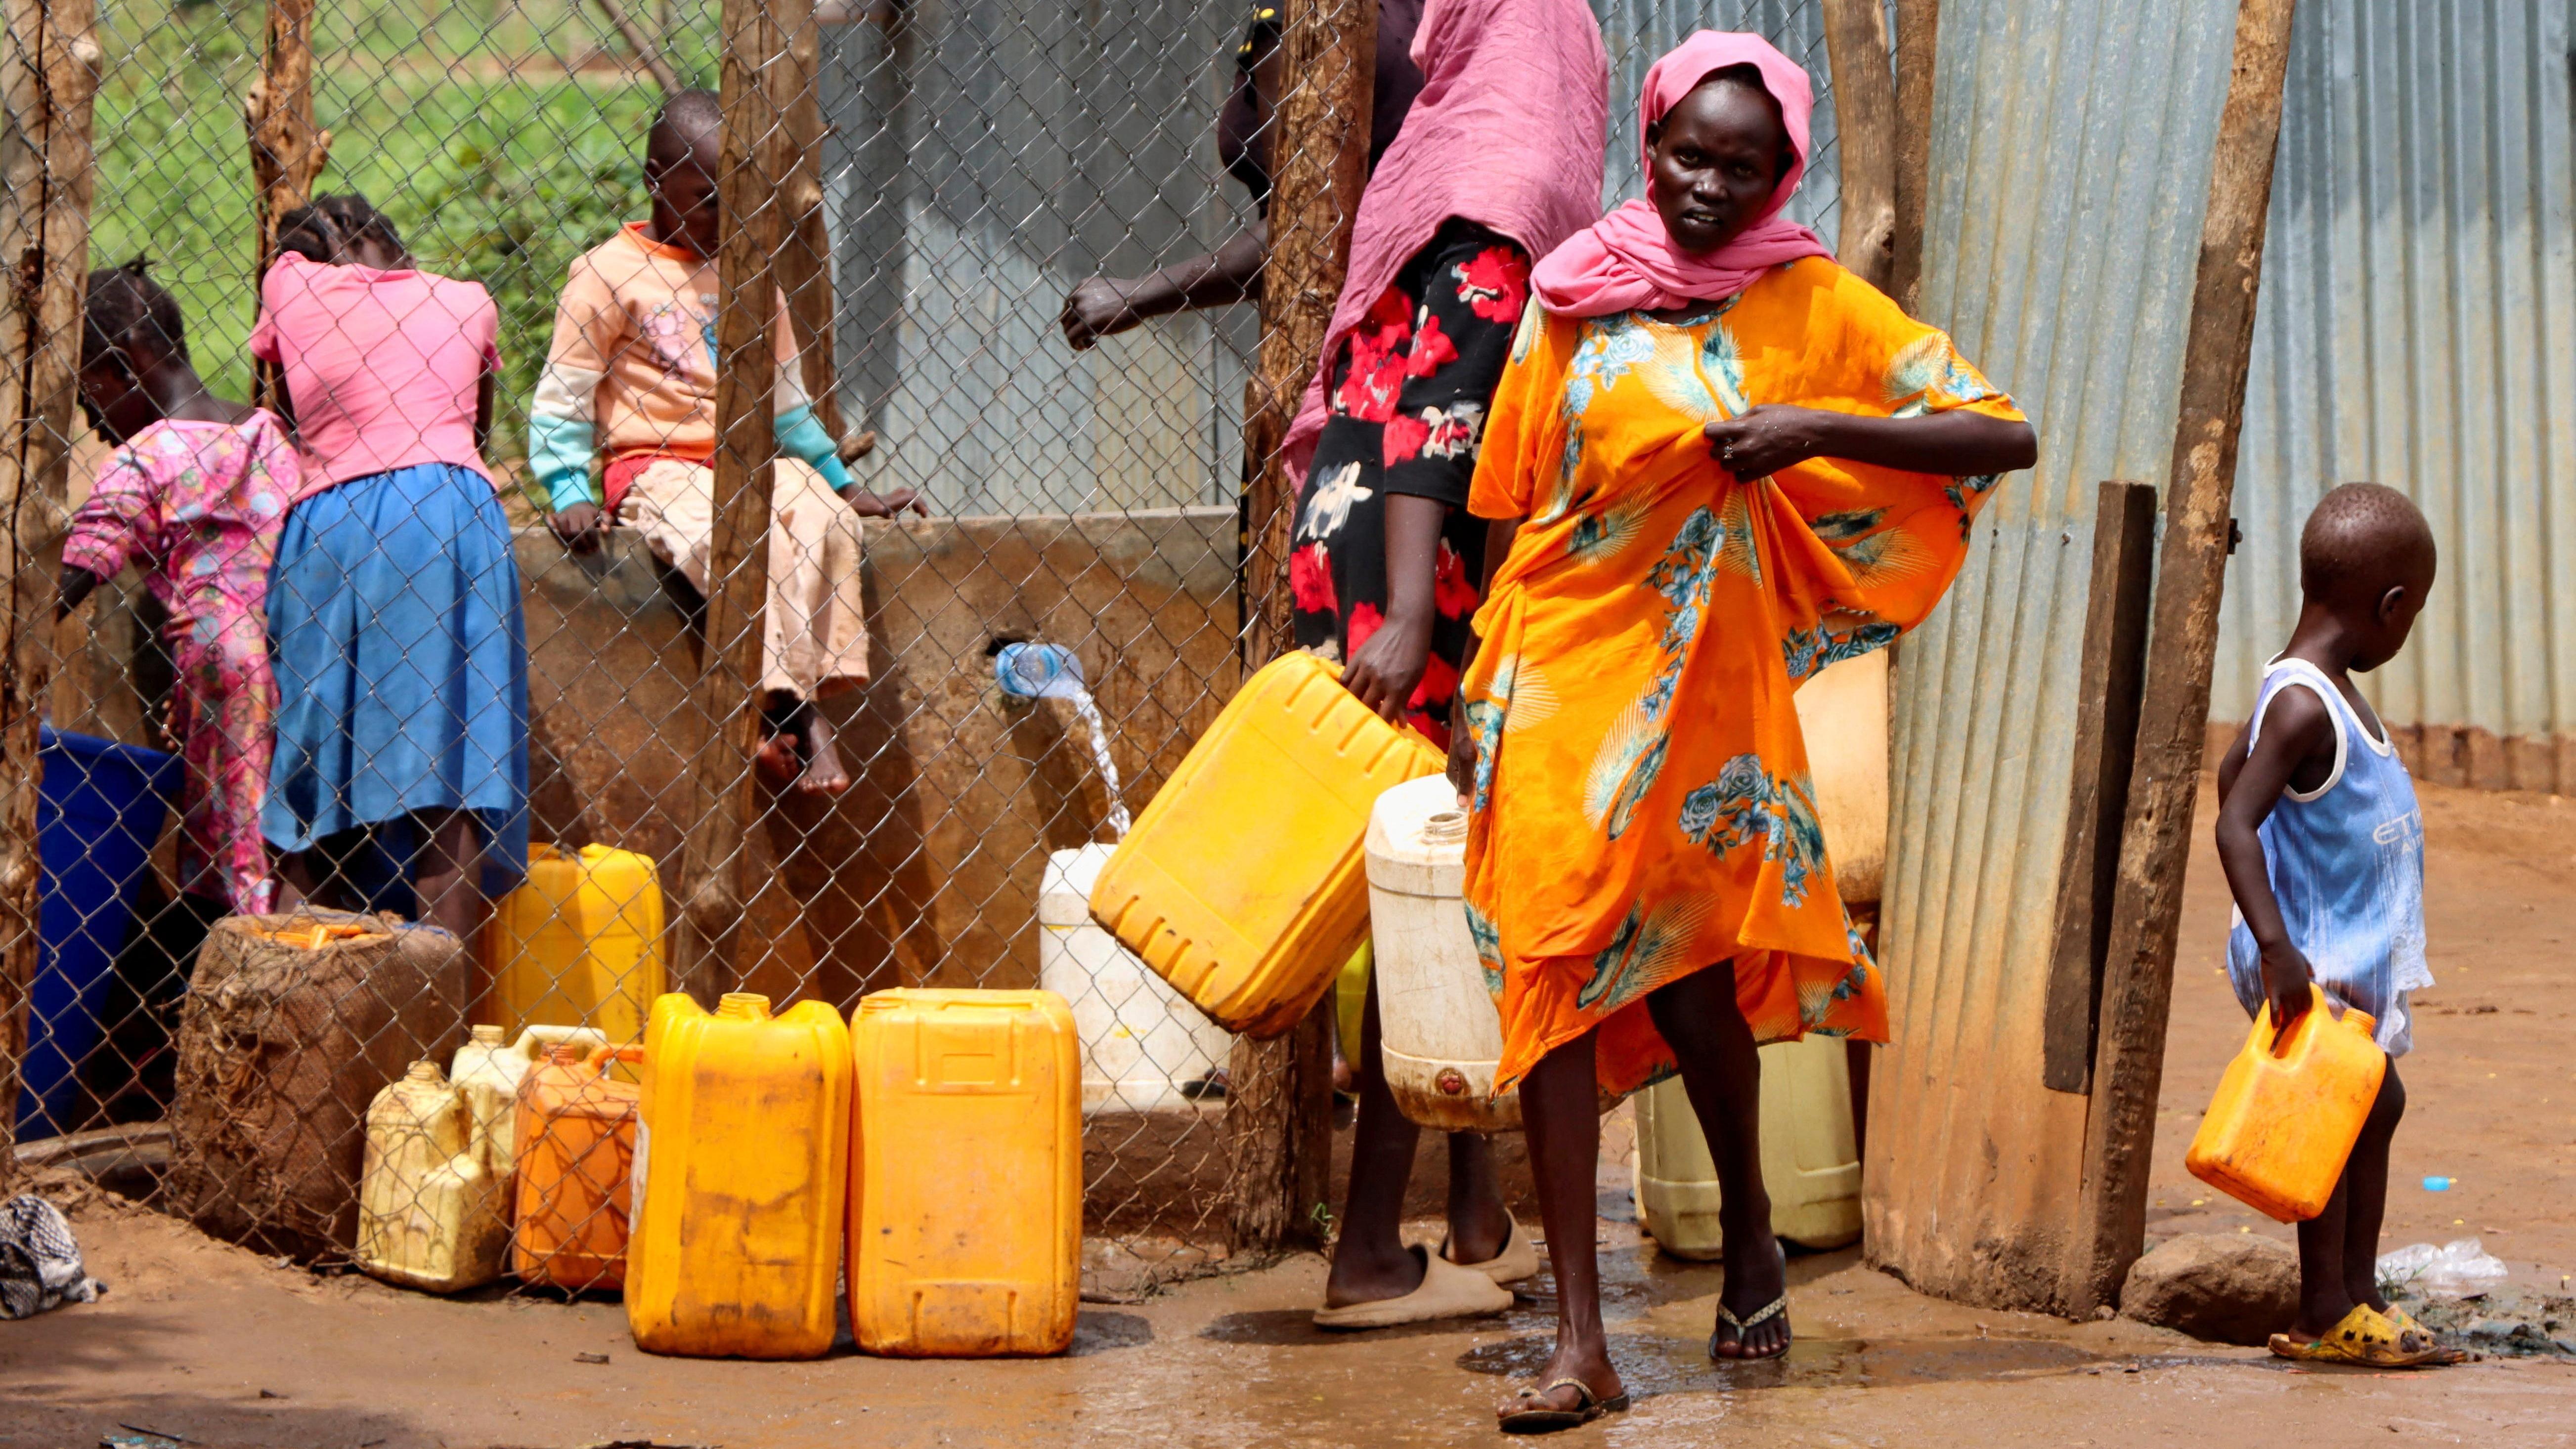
xmin=1461 ymin=256 xmax=2023 ymax=1098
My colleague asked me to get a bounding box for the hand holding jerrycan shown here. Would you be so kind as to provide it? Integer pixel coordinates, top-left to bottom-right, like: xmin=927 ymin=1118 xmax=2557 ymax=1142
xmin=627 ymin=992 xmax=851 ymax=1360
xmin=1088 ymin=651 xmax=1444 ymax=1037
xmin=2187 ymin=984 xmax=2386 ymax=1223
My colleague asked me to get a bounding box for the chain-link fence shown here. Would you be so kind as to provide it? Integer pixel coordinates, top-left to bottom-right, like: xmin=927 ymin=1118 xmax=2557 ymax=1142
xmin=7 ymin=0 xmax=1850 ymax=1302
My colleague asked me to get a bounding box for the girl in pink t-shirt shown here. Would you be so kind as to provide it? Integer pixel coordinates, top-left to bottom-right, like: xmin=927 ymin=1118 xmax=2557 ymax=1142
xmin=251 ymin=194 xmax=528 ymax=943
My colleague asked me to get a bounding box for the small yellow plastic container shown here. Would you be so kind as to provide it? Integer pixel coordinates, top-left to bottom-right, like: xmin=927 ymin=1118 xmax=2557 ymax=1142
xmin=848 ymin=989 xmax=1080 ymax=1357
xmin=356 ymin=1061 xmax=510 ymax=1292
xmin=482 ymin=844 xmax=666 ymax=1045
xmin=2187 ymin=984 xmax=2386 ymax=1223
xmin=1089 ymin=652 xmax=1443 ymax=1037
xmin=627 ymin=992 xmax=851 ymax=1360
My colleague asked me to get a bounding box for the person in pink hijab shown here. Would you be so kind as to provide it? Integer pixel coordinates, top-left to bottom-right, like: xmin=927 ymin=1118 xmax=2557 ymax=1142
xmin=1465 ymin=33 xmax=2034 ymax=1431
xmin=1267 ymin=0 xmax=1605 ymax=1339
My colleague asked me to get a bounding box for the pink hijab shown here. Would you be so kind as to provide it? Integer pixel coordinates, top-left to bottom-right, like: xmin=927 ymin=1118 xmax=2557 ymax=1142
xmin=1530 ymin=31 xmax=1831 ymax=317
xmin=1279 ymin=0 xmax=1608 ymax=482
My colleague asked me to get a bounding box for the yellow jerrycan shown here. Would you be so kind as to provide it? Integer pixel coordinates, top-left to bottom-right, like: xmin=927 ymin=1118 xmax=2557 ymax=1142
xmin=356 ymin=1061 xmax=510 ymax=1291
xmin=1632 ymin=1034 xmax=1862 ymax=1253
xmin=1089 ymin=651 xmax=1443 ymax=1037
xmin=451 ymin=1023 xmax=609 ymax=1183
xmin=2187 ymin=985 xmax=2385 ymax=1223
xmin=627 ymin=992 xmax=851 ymax=1360
xmin=849 ymin=989 xmax=1080 ymax=1357
xmin=482 ymin=844 xmax=666 ymax=1045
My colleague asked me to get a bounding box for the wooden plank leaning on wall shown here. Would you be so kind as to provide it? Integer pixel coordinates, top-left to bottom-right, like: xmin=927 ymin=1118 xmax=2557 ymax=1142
xmin=2065 ymin=0 xmax=2300 ymax=1315
xmin=1227 ymin=0 xmax=1376 ymax=1254
xmin=0 ymin=0 xmax=100 ymax=1193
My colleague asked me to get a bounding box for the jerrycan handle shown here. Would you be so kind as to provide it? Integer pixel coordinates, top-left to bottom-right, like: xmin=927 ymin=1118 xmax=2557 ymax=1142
xmin=2257 ymin=983 xmax=2336 ymax=1064
xmin=587 ymin=1042 xmax=645 ymax=1077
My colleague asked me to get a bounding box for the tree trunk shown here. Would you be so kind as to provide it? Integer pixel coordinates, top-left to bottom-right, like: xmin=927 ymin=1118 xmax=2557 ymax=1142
xmin=0 ymin=0 xmax=97 ymax=1190
xmin=669 ymin=0 xmax=802 ymax=1002
xmin=1821 ymin=0 xmax=1898 ymax=292
xmin=245 ymin=0 xmax=327 ymax=410
xmin=2064 ymin=0 xmax=2298 ymax=1316
xmin=1225 ymin=0 xmax=1375 ymax=1255
xmin=1888 ymin=0 xmax=1938 ymax=313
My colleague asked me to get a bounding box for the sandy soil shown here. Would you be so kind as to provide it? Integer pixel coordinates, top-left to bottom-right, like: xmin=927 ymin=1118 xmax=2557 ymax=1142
xmin=5 ymin=778 xmax=2572 ymax=1448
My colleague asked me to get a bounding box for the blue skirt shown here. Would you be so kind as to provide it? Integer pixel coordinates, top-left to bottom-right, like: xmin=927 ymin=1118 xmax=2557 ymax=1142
xmin=262 ymin=462 xmax=529 ymax=896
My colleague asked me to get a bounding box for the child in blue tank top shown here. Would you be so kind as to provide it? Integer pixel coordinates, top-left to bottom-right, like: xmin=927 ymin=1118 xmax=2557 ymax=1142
xmin=2215 ymin=481 xmax=2456 ymax=1369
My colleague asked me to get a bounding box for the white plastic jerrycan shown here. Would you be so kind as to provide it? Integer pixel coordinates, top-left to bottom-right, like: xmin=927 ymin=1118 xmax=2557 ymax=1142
xmin=1365 ymin=774 xmax=1518 ymax=1133
xmin=1633 ymin=1033 xmax=1860 ymax=1252
xmin=451 ymin=1022 xmax=610 ymax=1179
xmin=1038 ymin=844 xmax=1232 ymax=1111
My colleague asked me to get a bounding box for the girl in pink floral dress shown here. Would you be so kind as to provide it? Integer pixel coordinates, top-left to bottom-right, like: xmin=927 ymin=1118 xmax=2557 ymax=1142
xmin=60 ymin=260 xmax=297 ymax=915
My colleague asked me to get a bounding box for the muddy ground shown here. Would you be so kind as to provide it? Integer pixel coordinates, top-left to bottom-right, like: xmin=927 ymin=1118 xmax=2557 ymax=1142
xmin=5 ymin=777 xmax=2573 ymax=1448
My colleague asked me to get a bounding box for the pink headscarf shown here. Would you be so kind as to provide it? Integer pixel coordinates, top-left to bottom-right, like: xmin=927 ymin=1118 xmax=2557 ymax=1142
xmin=1279 ymin=0 xmax=1608 ymax=482
xmin=1529 ymin=31 xmax=1832 ymax=318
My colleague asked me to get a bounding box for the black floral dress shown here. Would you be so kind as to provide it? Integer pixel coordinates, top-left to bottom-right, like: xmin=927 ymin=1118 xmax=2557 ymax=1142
xmin=1290 ymin=219 xmax=1530 ymax=748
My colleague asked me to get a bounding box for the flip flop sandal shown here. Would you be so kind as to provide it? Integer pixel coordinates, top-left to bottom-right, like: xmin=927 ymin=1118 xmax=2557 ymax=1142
xmin=1709 ymin=1242 xmax=1792 ymax=1361
xmin=2269 ymin=1304 xmax=2455 ymax=1368
xmin=2382 ymin=1305 xmax=2470 ymax=1365
xmin=1441 ymin=1214 xmax=1542 ymax=1285
xmin=1498 ymin=1377 xmax=1630 ymax=1434
xmin=1312 ymin=1245 xmax=1515 ymax=1330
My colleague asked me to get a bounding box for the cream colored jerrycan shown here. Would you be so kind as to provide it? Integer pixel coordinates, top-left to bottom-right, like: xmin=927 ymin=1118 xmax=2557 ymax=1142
xmin=1632 ymin=1034 xmax=1861 ymax=1253
xmin=1037 ymin=845 xmax=1231 ymax=1111
xmin=1794 ymin=650 xmax=1889 ymax=905
xmin=357 ymin=1061 xmax=512 ymax=1291
xmin=450 ymin=1023 xmax=609 ymax=1181
xmin=1365 ymin=774 xmax=1519 ymax=1132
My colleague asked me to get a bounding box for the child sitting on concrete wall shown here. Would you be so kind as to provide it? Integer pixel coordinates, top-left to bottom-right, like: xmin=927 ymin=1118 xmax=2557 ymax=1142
xmin=2214 ymin=482 xmax=2456 ymax=1368
xmin=528 ymin=88 xmax=919 ymax=797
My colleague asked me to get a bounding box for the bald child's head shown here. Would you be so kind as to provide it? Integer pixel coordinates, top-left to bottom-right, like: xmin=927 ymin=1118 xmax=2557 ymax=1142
xmin=2299 ymin=482 xmax=2436 ymax=672
xmin=645 ymin=89 xmax=724 ymax=258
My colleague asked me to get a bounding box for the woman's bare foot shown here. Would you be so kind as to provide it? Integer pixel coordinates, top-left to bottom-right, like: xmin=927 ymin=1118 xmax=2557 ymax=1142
xmin=1497 ymin=1337 xmax=1624 ymax=1428
xmin=1710 ymin=1228 xmax=1790 ymax=1360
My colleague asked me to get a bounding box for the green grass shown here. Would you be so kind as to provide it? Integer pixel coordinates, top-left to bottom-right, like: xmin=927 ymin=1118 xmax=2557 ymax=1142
xmin=92 ymin=0 xmax=722 ymax=484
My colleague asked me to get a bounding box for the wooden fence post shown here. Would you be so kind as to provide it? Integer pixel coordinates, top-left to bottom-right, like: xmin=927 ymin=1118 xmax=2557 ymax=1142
xmin=1887 ymin=0 xmax=1938 ymax=313
xmin=774 ymin=1 xmax=844 ymax=442
xmin=1226 ymin=0 xmax=1375 ymax=1254
xmin=2065 ymin=0 xmax=2298 ymax=1315
xmin=671 ymin=0 xmax=801 ymax=1001
xmin=1821 ymin=0 xmax=1897 ymax=292
xmin=0 ymin=0 xmax=97 ymax=1190
xmin=245 ymin=0 xmax=328 ymax=280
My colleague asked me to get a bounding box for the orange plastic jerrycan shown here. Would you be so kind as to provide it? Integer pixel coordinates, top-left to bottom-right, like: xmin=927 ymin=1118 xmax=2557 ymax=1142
xmin=2186 ymin=984 xmax=2387 ymax=1223
xmin=627 ymin=992 xmax=851 ymax=1360
xmin=849 ymin=989 xmax=1080 ymax=1357
xmin=1088 ymin=651 xmax=1443 ymax=1037
xmin=512 ymin=1042 xmax=642 ymax=1290
xmin=481 ymin=843 xmax=666 ymax=1045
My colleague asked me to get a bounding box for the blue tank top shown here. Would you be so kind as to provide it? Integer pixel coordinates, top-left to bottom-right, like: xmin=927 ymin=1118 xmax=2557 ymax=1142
xmin=2224 ymin=657 xmax=2433 ymax=1056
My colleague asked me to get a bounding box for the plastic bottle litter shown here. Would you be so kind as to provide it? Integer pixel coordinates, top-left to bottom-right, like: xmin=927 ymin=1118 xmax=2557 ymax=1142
xmin=2378 ymin=1238 xmax=2510 ymax=1298
xmin=995 ymin=643 xmax=1130 ymax=838
xmin=2422 ymin=1175 xmax=2454 ymax=1191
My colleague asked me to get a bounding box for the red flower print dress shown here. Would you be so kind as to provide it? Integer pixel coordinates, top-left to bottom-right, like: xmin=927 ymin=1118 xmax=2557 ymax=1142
xmin=1290 ymin=219 xmax=1530 ymax=748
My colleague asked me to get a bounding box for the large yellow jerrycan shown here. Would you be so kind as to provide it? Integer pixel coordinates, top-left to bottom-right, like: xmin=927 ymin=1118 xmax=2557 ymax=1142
xmin=849 ymin=989 xmax=1080 ymax=1357
xmin=1089 ymin=652 xmax=1443 ymax=1037
xmin=1633 ymin=1035 xmax=1861 ymax=1253
xmin=627 ymin=992 xmax=851 ymax=1359
xmin=356 ymin=1061 xmax=510 ymax=1291
xmin=2187 ymin=985 xmax=2385 ymax=1223
xmin=482 ymin=844 xmax=666 ymax=1044
xmin=451 ymin=1023 xmax=609 ymax=1183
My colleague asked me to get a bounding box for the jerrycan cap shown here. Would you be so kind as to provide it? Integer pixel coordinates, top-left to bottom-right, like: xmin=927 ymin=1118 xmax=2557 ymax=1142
xmin=404 ymin=1060 xmax=444 ymax=1084
xmin=469 ymin=1024 xmax=505 ymax=1045
xmin=717 ymin=992 xmax=773 ymax=1021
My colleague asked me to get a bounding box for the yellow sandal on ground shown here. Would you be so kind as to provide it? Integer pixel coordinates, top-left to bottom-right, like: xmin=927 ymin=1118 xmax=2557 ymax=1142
xmin=2268 ymin=1303 xmax=2456 ymax=1367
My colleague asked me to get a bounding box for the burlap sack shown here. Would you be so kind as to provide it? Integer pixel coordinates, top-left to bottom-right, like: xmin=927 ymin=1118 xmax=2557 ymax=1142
xmin=169 ymin=910 xmax=471 ymax=1260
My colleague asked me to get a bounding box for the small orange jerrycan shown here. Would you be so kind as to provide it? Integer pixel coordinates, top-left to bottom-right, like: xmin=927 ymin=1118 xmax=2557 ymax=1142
xmin=849 ymin=989 xmax=1081 ymax=1357
xmin=1088 ymin=651 xmax=1442 ymax=1037
xmin=512 ymin=1042 xmax=642 ymax=1290
xmin=2186 ymin=984 xmax=2387 ymax=1223
xmin=627 ymin=992 xmax=851 ymax=1360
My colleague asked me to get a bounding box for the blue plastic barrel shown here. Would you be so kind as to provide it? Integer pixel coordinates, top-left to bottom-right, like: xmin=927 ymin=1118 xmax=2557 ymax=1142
xmin=16 ymin=725 xmax=182 ymax=1135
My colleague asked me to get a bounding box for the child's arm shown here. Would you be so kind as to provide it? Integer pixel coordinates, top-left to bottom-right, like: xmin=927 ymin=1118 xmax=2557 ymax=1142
xmin=57 ymin=448 xmax=156 ymax=619
xmin=768 ymin=291 xmax=923 ymax=518
xmin=530 ymin=259 xmax=619 ymax=551
xmin=2213 ymin=682 xmax=2337 ymax=1030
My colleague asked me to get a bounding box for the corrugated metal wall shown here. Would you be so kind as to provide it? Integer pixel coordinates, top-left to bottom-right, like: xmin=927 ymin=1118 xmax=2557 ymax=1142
xmin=1870 ymin=0 xmax=2241 ymax=1310
xmin=817 ymin=0 xmax=1844 ymax=517
xmin=2214 ymin=0 xmax=2576 ymax=790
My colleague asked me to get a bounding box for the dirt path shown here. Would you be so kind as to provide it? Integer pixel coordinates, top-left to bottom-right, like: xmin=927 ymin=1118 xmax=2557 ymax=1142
xmin=5 ymin=779 xmax=2572 ymax=1448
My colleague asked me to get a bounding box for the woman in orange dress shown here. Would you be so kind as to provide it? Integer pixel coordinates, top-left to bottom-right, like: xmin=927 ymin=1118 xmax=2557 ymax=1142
xmin=1461 ymin=33 xmax=2035 ymax=1431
